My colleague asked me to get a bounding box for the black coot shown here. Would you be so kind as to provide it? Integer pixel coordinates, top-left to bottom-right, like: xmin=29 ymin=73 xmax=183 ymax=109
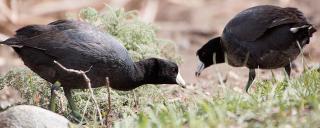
xmin=1 ymin=20 xmax=186 ymax=120
xmin=196 ymin=5 xmax=316 ymax=92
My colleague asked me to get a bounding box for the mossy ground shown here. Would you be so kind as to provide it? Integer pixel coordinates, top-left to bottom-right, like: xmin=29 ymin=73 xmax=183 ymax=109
xmin=2 ymin=66 xmax=320 ymax=127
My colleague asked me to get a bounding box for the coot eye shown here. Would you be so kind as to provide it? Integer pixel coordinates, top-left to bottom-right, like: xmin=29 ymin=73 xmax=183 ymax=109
xmin=171 ymin=67 xmax=178 ymax=73
xmin=201 ymin=52 xmax=206 ymax=56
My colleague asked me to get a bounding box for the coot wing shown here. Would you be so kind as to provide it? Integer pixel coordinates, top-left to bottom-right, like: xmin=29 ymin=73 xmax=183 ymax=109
xmin=223 ymin=5 xmax=307 ymax=42
xmin=14 ymin=20 xmax=92 ymax=39
xmin=5 ymin=20 xmax=131 ymax=71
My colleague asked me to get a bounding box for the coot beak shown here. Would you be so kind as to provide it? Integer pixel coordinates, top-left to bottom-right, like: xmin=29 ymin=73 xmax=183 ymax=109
xmin=176 ymin=72 xmax=186 ymax=88
xmin=195 ymin=61 xmax=205 ymax=77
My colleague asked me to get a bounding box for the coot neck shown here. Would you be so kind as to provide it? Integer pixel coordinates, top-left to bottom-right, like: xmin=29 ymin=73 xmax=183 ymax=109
xmin=108 ymin=58 xmax=159 ymax=91
xmin=214 ymin=41 xmax=225 ymax=64
xmin=131 ymin=58 xmax=158 ymax=85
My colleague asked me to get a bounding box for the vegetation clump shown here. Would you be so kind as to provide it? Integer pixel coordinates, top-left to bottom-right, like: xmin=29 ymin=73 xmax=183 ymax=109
xmin=114 ymin=69 xmax=320 ymax=128
xmin=79 ymin=6 xmax=180 ymax=61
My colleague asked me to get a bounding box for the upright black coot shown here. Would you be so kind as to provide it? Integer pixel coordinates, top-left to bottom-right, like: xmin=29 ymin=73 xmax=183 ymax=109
xmin=195 ymin=5 xmax=316 ymax=92
xmin=0 ymin=20 xmax=186 ymax=119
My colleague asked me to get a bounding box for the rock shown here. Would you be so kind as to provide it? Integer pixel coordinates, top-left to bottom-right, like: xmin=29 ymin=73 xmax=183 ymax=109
xmin=0 ymin=105 xmax=71 ymax=128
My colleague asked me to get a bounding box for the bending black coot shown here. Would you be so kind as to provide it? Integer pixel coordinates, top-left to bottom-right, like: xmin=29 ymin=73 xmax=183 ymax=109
xmin=195 ymin=5 xmax=316 ymax=92
xmin=0 ymin=20 xmax=186 ymax=120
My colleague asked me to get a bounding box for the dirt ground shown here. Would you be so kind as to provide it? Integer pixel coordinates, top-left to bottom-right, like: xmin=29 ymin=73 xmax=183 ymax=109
xmin=0 ymin=0 xmax=320 ymax=92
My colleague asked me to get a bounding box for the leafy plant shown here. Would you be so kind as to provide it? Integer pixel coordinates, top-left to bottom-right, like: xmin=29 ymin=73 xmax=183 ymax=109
xmin=79 ymin=6 xmax=180 ymax=62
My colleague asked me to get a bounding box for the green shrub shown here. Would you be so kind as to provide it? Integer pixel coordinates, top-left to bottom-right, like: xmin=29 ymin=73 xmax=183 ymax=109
xmin=79 ymin=6 xmax=180 ymax=62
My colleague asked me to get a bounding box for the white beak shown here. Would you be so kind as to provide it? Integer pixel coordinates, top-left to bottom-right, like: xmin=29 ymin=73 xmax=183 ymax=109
xmin=290 ymin=25 xmax=308 ymax=33
xmin=176 ymin=72 xmax=186 ymax=88
xmin=195 ymin=61 xmax=205 ymax=77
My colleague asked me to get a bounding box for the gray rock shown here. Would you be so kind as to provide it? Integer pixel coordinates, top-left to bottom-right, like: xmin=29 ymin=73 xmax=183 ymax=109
xmin=0 ymin=105 xmax=71 ymax=128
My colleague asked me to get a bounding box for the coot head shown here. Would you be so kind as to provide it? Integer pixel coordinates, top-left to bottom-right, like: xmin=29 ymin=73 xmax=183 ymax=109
xmin=140 ymin=58 xmax=186 ymax=88
xmin=195 ymin=37 xmax=225 ymax=76
xmin=291 ymin=25 xmax=317 ymax=44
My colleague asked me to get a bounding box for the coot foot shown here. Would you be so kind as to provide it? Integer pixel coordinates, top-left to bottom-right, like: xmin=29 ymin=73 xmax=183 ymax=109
xmin=70 ymin=110 xmax=84 ymax=123
xmin=63 ymin=87 xmax=84 ymax=123
xmin=284 ymin=64 xmax=291 ymax=78
xmin=49 ymin=81 xmax=61 ymax=111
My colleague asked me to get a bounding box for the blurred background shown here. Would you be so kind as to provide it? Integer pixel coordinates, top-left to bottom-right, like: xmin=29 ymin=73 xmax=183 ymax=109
xmin=0 ymin=0 xmax=319 ymax=90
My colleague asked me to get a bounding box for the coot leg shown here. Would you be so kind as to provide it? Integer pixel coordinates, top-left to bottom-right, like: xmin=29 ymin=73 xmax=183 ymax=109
xmin=63 ymin=87 xmax=83 ymax=122
xmin=245 ymin=69 xmax=256 ymax=93
xmin=284 ymin=64 xmax=291 ymax=78
xmin=49 ymin=81 xmax=61 ymax=111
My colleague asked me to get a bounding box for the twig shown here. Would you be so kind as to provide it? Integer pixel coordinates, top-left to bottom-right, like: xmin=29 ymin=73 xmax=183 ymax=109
xmin=79 ymin=99 xmax=91 ymax=125
xmin=82 ymin=74 xmax=104 ymax=124
xmin=104 ymin=77 xmax=112 ymax=127
xmin=53 ymin=60 xmax=103 ymax=125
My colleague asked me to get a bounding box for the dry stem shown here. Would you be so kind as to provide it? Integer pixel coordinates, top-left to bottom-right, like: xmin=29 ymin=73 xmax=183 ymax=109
xmin=104 ymin=77 xmax=112 ymax=127
xmin=53 ymin=60 xmax=103 ymax=125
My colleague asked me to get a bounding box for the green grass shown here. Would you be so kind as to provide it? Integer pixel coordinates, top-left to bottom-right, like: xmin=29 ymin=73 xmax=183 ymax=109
xmin=113 ymin=69 xmax=320 ymax=128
